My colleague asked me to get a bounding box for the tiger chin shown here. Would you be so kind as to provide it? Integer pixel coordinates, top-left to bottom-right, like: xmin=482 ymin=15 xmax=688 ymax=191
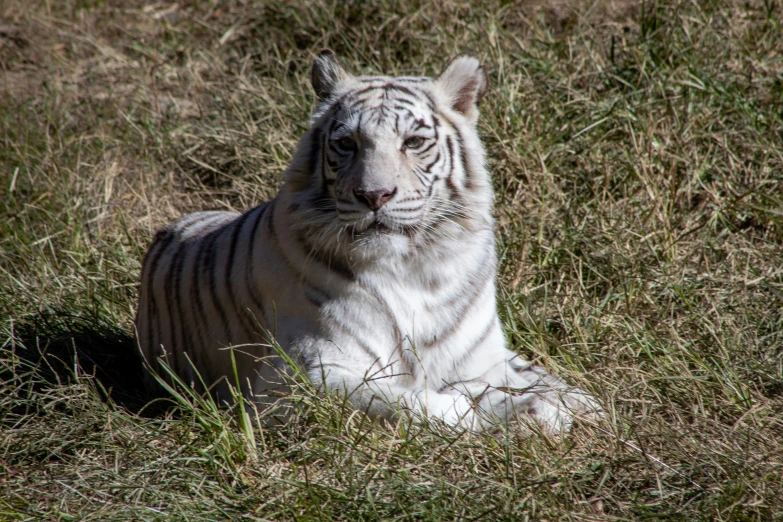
xmin=135 ymin=50 xmax=601 ymax=436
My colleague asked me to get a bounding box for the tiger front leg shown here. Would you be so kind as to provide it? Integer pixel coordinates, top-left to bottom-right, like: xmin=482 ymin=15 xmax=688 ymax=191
xmin=308 ymin=364 xmax=484 ymax=431
xmin=306 ymin=353 xmax=600 ymax=434
xmin=490 ymin=356 xmax=602 ymax=435
xmin=445 ymin=353 xmax=602 ymax=435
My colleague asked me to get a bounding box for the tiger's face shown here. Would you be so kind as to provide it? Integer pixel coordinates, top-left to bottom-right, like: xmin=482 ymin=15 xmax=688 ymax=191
xmin=285 ymin=51 xmax=490 ymax=261
xmin=327 ymin=92 xmax=451 ymax=236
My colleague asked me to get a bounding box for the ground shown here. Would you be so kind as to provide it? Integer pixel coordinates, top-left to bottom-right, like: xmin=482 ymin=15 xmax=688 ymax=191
xmin=1 ymin=0 xmax=782 ymax=520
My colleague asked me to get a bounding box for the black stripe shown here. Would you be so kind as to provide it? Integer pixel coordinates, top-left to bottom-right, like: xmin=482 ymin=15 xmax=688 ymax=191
xmin=392 ymin=97 xmax=415 ymax=106
xmin=225 ymin=209 xmax=260 ymax=336
xmin=143 ymin=215 xmax=205 ymax=363
xmin=429 ymin=108 xmax=474 ymax=191
xmin=322 ymin=308 xmax=383 ymax=369
xmin=395 ymin=340 xmax=417 ymax=381
xmin=445 ymin=136 xmax=456 ymax=179
xmin=267 ymin=201 xmax=333 ymax=306
xmin=189 ymin=227 xmax=212 ymax=378
xmin=445 ymin=238 xmax=494 ymax=311
xmin=413 ymin=118 xmax=431 ymax=131
xmin=417 ymin=89 xmax=439 ymax=111
xmin=446 ymin=177 xmax=464 ymax=204
xmin=175 ymin=237 xmax=199 ymax=375
xmin=444 ymin=317 xmax=498 ymax=385
xmin=356 ymin=78 xmax=384 ymax=84
xmin=312 ymin=99 xmax=347 ymax=130
xmin=147 ymin=214 xmax=208 ymax=369
xmin=244 ymin=202 xmax=271 ymax=330
xmin=319 ymin=128 xmax=331 ymax=199
xmin=384 ymin=83 xmax=417 ymax=98
xmin=357 ymin=112 xmax=365 ymax=135
xmin=415 ymin=141 xmax=437 ymax=156
xmin=328 ymin=116 xmax=343 ymax=133
xmin=455 ymin=130 xmax=472 ymax=189
xmin=423 ymin=271 xmax=493 ymax=349
xmin=205 ymin=227 xmax=232 ymax=346
xmin=164 ymin=242 xmax=185 ymax=376
xmin=184 ymin=219 xmax=236 ymax=380
xmin=143 ymin=231 xmax=176 ymax=363
xmin=425 ymin=177 xmax=436 ymax=199
xmin=309 ymin=127 xmax=322 ymax=177
xmin=444 ymin=136 xmax=466 ymax=204
xmin=423 ymin=151 xmax=441 ymax=173
xmin=304 ymin=287 xmax=330 ymax=308
xmin=296 ymin=230 xmax=355 ymax=281
xmin=352 ymin=85 xmax=383 ymax=98
xmin=355 ymin=282 xmax=406 ymax=376
xmin=413 ymin=168 xmax=430 ymax=188
xmin=392 ymin=106 xmax=415 ymax=118
xmin=348 ymin=97 xmax=381 ymax=112
xmin=395 ymin=77 xmax=428 ymax=83
xmin=363 ymin=282 xmax=402 ymax=346
xmin=305 ymin=191 xmax=336 ymax=214
xmin=431 ymin=115 xmax=441 ymax=142
xmin=471 ymin=316 xmax=496 ymax=349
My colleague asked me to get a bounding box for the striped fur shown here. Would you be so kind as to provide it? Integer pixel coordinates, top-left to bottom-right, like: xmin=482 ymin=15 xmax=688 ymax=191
xmin=135 ymin=52 xmax=599 ymax=434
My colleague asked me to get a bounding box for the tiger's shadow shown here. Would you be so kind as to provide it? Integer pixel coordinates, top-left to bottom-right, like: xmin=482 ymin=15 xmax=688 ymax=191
xmin=8 ymin=311 xmax=169 ymax=415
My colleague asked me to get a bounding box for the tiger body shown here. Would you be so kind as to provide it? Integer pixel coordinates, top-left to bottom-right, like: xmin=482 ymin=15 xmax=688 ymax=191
xmin=136 ymin=52 xmax=598 ymax=433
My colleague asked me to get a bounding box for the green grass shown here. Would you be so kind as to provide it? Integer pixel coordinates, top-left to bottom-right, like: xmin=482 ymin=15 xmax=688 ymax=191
xmin=2 ymin=0 xmax=782 ymax=519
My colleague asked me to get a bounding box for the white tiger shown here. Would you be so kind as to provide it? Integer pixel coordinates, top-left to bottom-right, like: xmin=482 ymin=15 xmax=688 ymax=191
xmin=135 ymin=51 xmax=600 ymax=434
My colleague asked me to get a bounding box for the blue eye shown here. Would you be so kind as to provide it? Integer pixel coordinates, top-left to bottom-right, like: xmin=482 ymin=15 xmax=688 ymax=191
xmin=404 ymin=136 xmax=425 ymax=149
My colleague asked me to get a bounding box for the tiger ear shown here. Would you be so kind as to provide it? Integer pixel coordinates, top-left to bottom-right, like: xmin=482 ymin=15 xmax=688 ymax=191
xmin=311 ymin=50 xmax=351 ymax=101
xmin=436 ymin=54 xmax=488 ymax=120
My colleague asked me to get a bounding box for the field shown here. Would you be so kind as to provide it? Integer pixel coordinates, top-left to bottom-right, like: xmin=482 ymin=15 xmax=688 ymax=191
xmin=2 ymin=0 xmax=783 ymax=519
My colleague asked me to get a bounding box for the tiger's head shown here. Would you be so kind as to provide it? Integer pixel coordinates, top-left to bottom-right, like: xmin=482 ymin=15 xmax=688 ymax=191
xmin=284 ymin=51 xmax=493 ymax=262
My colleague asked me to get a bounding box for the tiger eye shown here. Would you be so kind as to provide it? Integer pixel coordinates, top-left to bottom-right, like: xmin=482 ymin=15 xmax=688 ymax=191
xmin=336 ymin=136 xmax=357 ymax=151
xmin=403 ymin=136 xmax=424 ymax=149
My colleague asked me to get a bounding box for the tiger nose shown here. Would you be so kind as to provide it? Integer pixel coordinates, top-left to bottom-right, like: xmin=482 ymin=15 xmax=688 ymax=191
xmin=353 ymin=187 xmax=397 ymax=211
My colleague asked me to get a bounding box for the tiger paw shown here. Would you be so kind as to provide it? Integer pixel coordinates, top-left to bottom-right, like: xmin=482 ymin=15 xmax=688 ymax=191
xmin=518 ymin=387 xmax=603 ymax=436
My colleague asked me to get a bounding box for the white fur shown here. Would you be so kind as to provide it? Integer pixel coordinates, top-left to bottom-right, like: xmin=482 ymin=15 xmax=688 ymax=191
xmin=135 ymin=53 xmax=601 ymax=435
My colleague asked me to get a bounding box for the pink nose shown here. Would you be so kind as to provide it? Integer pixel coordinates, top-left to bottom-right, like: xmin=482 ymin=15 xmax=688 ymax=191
xmin=353 ymin=187 xmax=397 ymax=211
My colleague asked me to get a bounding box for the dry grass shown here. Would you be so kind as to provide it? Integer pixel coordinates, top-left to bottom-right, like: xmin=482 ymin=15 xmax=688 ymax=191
xmin=2 ymin=0 xmax=783 ymax=519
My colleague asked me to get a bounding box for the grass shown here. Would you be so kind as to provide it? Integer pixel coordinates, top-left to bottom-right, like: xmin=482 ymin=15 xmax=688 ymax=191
xmin=1 ymin=0 xmax=782 ymax=519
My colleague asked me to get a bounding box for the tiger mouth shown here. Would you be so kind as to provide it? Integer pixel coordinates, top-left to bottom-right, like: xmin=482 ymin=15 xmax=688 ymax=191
xmin=352 ymin=219 xmax=418 ymax=238
xmin=366 ymin=221 xmax=391 ymax=232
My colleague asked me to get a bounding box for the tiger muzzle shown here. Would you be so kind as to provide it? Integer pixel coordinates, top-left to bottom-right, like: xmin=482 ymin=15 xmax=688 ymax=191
xmin=353 ymin=186 xmax=398 ymax=211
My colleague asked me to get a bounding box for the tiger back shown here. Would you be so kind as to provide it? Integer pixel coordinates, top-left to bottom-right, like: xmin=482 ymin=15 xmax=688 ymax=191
xmin=135 ymin=51 xmax=600 ymax=433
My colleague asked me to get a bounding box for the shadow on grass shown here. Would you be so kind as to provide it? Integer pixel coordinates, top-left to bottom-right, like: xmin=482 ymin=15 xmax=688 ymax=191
xmin=7 ymin=311 xmax=171 ymax=415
